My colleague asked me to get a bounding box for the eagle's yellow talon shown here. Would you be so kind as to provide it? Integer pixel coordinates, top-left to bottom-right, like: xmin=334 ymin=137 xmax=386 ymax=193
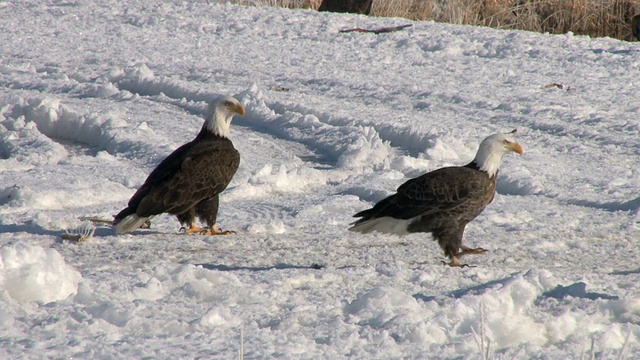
xmin=202 ymin=226 xmax=235 ymax=236
xmin=442 ymin=259 xmax=475 ymax=268
xmin=183 ymin=225 xmax=207 ymax=234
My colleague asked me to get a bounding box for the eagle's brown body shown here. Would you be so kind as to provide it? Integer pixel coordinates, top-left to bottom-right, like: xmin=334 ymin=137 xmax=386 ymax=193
xmin=352 ymin=164 xmax=496 ymax=259
xmin=349 ymin=132 xmax=523 ymax=267
xmin=113 ymin=95 xmax=244 ymax=235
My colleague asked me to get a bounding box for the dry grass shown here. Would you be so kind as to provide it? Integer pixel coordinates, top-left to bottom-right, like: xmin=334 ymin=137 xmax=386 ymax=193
xmin=235 ymin=0 xmax=640 ymax=41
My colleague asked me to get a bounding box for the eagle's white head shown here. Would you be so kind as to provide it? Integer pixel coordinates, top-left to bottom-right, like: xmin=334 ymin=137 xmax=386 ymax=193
xmin=471 ymin=130 xmax=523 ymax=177
xmin=204 ymin=96 xmax=245 ymax=138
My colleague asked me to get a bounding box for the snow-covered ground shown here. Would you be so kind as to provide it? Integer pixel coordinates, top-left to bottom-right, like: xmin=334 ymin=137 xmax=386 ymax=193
xmin=1 ymin=0 xmax=639 ymax=358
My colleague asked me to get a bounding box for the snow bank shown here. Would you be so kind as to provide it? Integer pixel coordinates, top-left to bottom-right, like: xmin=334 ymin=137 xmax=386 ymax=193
xmin=0 ymin=112 xmax=68 ymax=166
xmin=336 ymin=126 xmax=392 ymax=171
xmin=345 ymin=286 xmax=447 ymax=347
xmin=0 ymin=242 xmax=82 ymax=303
xmin=116 ymin=63 xmax=213 ymax=103
xmin=237 ymin=86 xmax=395 ymax=171
xmin=150 ymin=264 xmax=243 ymax=303
xmin=343 ymin=270 xmax=635 ymax=355
xmin=195 ymin=306 xmax=242 ymax=328
xmin=448 ymin=270 xmax=550 ymax=349
xmin=0 ymin=93 xmax=175 ymax=168
xmin=227 ymin=164 xmax=327 ymax=201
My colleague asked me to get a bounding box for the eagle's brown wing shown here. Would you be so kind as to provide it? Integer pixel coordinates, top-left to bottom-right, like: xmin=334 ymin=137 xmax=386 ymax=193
xmin=353 ymin=166 xmax=493 ymax=221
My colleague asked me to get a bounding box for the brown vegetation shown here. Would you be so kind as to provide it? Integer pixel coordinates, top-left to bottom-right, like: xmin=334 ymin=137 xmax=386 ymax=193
xmin=239 ymin=0 xmax=640 ymax=41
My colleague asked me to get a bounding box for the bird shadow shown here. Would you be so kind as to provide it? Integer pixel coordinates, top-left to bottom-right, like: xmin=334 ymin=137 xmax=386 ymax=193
xmin=536 ymin=282 xmax=618 ymax=301
xmin=0 ymin=222 xmax=167 ymax=241
xmin=413 ymin=272 xmax=520 ymax=304
xmin=413 ymin=273 xmax=620 ymax=305
xmin=565 ymin=196 xmax=640 ymax=213
xmin=412 ymin=293 xmax=437 ymax=303
xmin=591 ymin=48 xmax=640 ymax=55
xmin=610 ymin=268 xmax=640 ymax=276
xmin=0 ymin=223 xmax=63 ymax=237
xmin=449 ymin=273 xmax=520 ymax=299
xmin=194 ymin=263 xmax=325 ymax=272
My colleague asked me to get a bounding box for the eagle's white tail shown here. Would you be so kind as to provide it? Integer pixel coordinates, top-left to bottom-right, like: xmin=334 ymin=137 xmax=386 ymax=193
xmin=348 ymin=216 xmax=412 ymax=236
xmin=114 ymin=214 xmax=150 ymax=234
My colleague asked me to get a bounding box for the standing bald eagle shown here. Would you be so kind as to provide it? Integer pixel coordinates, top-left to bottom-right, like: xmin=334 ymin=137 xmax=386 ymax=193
xmin=349 ymin=131 xmax=523 ymax=267
xmin=113 ymin=96 xmax=245 ymax=235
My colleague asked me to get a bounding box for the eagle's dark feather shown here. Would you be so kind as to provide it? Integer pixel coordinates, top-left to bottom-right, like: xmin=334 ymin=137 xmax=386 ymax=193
xmin=355 ymin=166 xmax=494 ymax=220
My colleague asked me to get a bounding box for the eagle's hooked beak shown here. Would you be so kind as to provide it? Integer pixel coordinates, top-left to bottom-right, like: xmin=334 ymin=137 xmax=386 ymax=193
xmin=233 ymin=103 xmax=245 ymax=117
xmin=507 ymin=142 xmax=524 ymax=155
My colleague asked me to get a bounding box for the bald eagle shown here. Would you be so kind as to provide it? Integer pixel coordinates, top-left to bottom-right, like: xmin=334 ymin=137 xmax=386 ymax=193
xmin=113 ymin=96 xmax=245 ymax=235
xmin=349 ymin=131 xmax=523 ymax=267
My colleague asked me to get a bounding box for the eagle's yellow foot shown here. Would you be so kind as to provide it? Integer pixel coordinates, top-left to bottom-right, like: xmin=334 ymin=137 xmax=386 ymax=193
xmin=180 ymin=225 xmax=208 ymax=234
xmin=442 ymin=257 xmax=474 ymax=268
xmin=441 ymin=247 xmax=487 ymax=267
xmin=203 ymin=225 xmax=236 ymax=236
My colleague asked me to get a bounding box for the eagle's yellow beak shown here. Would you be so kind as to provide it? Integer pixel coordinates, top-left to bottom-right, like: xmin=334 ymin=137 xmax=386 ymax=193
xmin=233 ymin=103 xmax=245 ymax=117
xmin=508 ymin=142 xmax=524 ymax=155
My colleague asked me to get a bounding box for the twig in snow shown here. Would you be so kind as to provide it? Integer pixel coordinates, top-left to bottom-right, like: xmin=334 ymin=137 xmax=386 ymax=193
xmin=239 ymin=327 xmax=244 ymax=360
xmin=268 ymin=86 xmax=290 ymax=92
xmin=618 ymin=328 xmax=632 ymax=360
xmin=544 ymin=83 xmax=575 ymax=91
xmin=471 ymin=304 xmax=491 ymax=360
xmin=588 ymin=337 xmax=595 ymax=360
xmin=340 ymin=24 xmax=412 ymax=34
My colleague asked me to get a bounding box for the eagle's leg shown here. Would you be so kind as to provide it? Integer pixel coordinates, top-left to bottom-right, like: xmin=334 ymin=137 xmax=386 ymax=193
xmin=438 ymin=228 xmax=484 ymax=267
xmin=177 ymin=209 xmax=207 ymax=234
xmin=196 ymin=196 xmax=236 ymax=235
xmin=442 ymin=247 xmax=487 ymax=267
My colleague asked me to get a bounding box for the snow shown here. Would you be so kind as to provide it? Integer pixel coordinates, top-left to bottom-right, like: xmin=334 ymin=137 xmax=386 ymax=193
xmin=0 ymin=242 xmax=82 ymax=303
xmin=0 ymin=0 xmax=639 ymax=358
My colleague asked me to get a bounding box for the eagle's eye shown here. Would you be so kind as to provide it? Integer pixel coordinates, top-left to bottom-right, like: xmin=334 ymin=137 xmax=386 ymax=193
xmin=502 ymin=139 xmax=511 ymax=145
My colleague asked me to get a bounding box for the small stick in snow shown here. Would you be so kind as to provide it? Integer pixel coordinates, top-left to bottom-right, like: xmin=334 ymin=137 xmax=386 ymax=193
xmin=340 ymin=24 xmax=412 ymax=34
xmin=269 ymin=86 xmax=290 ymax=92
xmin=80 ymin=216 xmax=151 ymax=229
xmin=79 ymin=216 xmax=113 ymax=225
xmin=544 ymin=83 xmax=576 ymax=91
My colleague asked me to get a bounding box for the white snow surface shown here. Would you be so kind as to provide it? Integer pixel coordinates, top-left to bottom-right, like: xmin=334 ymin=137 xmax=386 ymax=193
xmin=1 ymin=0 xmax=639 ymax=358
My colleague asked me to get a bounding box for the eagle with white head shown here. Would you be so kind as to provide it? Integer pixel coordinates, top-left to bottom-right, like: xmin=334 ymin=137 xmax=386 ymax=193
xmin=113 ymin=96 xmax=245 ymax=235
xmin=349 ymin=131 xmax=523 ymax=267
